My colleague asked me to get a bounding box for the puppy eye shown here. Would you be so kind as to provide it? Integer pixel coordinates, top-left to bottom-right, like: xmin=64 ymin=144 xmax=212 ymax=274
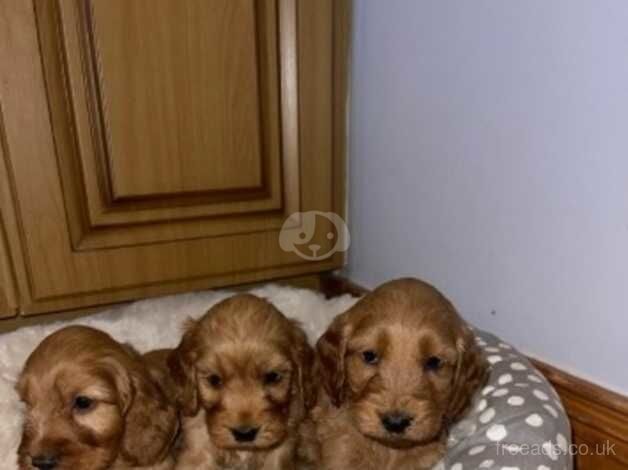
xmin=208 ymin=374 xmax=223 ymax=388
xmin=72 ymin=396 xmax=94 ymax=412
xmin=362 ymin=350 xmax=379 ymax=365
xmin=424 ymin=356 xmax=443 ymax=372
xmin=263 ymin=371 xmax=282 ymax=385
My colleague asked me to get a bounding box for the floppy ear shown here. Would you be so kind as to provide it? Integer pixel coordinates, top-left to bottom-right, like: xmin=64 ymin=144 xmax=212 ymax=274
xmin=315 ymin=313 xmax=351 ymax=407
xmin=289 ymin=322 xmax=316 ymax=410
xmin=118 ymin=371 xmax=179 ymax=466
xmin=446 ymin=324 xmax=489 ymax=423
xmin=167 ymin=320 xmax=200 ymax=417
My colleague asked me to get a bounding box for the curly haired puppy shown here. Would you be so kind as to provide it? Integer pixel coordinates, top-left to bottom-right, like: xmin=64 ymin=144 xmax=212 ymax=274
xmin=168 ymin=294 xmax=315 ymax=470
xmin=17 ymin=326 xmax=179 ymax=470
xmin=311 ymin=278 xmax=489 ymax=470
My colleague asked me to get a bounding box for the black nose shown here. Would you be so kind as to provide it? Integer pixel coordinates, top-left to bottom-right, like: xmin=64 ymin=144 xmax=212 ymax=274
xmin=31 ymin=454 xmax=58 ymax=470
xmin=231 ymin=426 xmax=259 ymax=442
xmin=381 ymin=411 xmax=413 ymax=434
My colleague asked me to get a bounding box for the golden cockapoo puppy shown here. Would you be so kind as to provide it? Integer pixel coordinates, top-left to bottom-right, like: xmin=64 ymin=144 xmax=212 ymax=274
xmin=167 ymin=294 xmax=315 ymax=470
xmin=17 ymin=326 xmax=179 ymax=470
xmin=310 ymin=278 xmax=489 ymax=470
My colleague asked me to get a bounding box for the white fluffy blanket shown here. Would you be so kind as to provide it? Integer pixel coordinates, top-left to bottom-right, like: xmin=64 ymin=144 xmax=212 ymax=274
xmin=0 ymin=285 xmax=359 ymax=469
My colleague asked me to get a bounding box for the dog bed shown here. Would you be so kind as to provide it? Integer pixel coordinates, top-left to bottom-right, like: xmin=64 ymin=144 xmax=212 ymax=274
xmin=0 ymin=284 xmax=571 ymax=469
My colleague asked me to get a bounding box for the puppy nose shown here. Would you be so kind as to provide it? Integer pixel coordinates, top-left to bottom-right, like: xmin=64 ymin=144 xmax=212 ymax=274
xmin=31 ymin=454 xmax=59 ymax=470
xmin=381 ymin=411 xmax=413 ymax=434
xmin=231 ymin=426 xmax=259 ymax=442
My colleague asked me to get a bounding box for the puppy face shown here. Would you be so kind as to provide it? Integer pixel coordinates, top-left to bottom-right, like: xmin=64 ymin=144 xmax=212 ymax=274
xmin=169 ymin=294 xmax=314 ymax=451
xmin=17 ymin=326 xmax=178 ymax=470
xmin=317 ymin=278 xmax=488 ymax=448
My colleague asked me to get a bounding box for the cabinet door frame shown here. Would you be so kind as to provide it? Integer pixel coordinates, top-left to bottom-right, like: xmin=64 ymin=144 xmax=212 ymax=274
xmin=0 ymin=0 xmax=351 ymax=316
xmin=0 ymin=115 xmax=20 ymax=318
xmin=0 ymin=224 xmax=18 ymax=318
xmin=34 ymin=0 xmax=298 ymax=251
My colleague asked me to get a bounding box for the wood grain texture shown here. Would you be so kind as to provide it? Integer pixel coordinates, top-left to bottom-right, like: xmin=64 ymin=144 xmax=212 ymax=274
xmin=0 ymin=0 xmax=351 ymax=315
xmin=320 ymin=274 xmax=628 ymax=470
xmin=331 ymin=0 xmax=352 ymax=265
xmin=0 ymin=2 xmax=31 ymax=319
xmin=0 ymin=272 xmax=322 ymax=333
xmin=532 ymin=359 xmax=628 ymax=470
xmin=0 ymin=125 xmax=28 ymax=319
xmin=34 ymin=0 xmax=289 ymax=248
xmin=90 ymin=0 xmax=263 ymax=198
xmin=0 ymin=204 xmax=18 ymax=318
xmin=0 ymin=185 xmax=17 ymax=319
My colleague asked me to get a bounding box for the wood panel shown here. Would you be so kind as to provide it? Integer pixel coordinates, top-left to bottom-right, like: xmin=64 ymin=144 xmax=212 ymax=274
xmin=532 ymin=359 xmax=628 ymax=470
xmin=0 ymin=230 xmax=17 ymax=321
xmin=0 ymin=210 xmax=18 ymax=318
xmin=90 ymin=0 xmax=264 ymax=198
xmin=0 ymin=273 xmax=322 ymax=334
xmin=332 ymin=0 xmax=351 ymax=235
xmin=34 ymin=0 xmax=291 ymax=249
xmin=0 ymin=97 xmax=19 ymax=319
xmin=0 ymin=0 xmax=351 ymax=316
xmin=319 ymin=274 xmax=628 ymax=470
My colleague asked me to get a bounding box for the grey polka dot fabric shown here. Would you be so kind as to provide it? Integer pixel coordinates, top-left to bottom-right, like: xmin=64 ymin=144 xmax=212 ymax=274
xmin=433 ymin=329 xmax=573 ymax=470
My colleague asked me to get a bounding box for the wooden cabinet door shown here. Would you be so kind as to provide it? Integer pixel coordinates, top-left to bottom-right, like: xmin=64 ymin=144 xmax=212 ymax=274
xmin=0 ymin=123 xmax=19 ymax=319
xmin=0 ymin=0 xmax=349 ymax=315
xmin=0 ymin=221 xmax=18 ymax=318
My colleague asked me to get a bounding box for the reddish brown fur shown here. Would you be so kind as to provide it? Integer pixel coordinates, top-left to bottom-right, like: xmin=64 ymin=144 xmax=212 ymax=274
xmin=167 ymin=294 xmax=315 ymax=470
xmin=309 ymin=278 xmax=489 ymax=470
xmin=16 ymin=326 xmax=179 ymax=470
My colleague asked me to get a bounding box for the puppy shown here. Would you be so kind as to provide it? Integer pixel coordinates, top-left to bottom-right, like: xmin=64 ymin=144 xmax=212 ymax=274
xmin=311 ymin=278 xmax=489 ymax=470
xmin=17 ymin=326 xmax=179 ymax=470
xmin=167 ymin=294 xmax=314 ymax=470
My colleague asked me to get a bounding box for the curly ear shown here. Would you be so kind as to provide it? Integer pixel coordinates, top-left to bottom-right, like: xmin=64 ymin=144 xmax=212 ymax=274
xmin=167 ymin=320 xmax=200 ymax=417
xmin=315 ymin=314 xmax=350 ymax=407
xmin=119 ymin=371 xmax=178 ymax=466
xmin=446 ymin=325 xmax=489 ymax=422
xmin=289 ymin=322 xmax=316 ymax=410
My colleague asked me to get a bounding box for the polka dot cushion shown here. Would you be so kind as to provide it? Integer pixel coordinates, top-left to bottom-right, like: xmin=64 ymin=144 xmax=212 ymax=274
xmin=433 ymin=329 xmax=573 ymax=470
